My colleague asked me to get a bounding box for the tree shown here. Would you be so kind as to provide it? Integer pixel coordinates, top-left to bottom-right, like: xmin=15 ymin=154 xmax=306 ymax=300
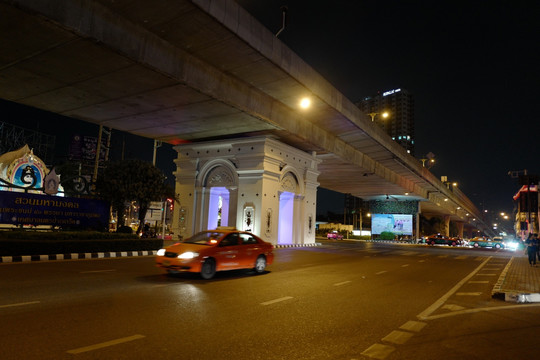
xmin=95 ymin=159 xmax=175 ymax=233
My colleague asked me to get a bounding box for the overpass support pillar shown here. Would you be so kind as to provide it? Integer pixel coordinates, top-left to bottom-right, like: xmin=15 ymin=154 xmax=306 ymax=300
xmin=443 ymin=215 xmax=451 ymax=237
xmin=455 ymin=221 xmax=464 ymax=239
xmin=171 ymin=137 xmax=320 ymax=245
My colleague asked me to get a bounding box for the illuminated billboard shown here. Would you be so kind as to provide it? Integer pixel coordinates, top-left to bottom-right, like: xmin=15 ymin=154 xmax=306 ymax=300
xmin=371 ymin=214 xmax=413 ymax=235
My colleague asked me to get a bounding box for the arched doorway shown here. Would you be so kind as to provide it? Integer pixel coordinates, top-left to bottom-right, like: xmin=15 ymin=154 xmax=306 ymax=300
xmin=278 ymin=191 xmax=294 ymax=244
xmin=207 ymin=186 xmax=230 ymax=229
xmin=198 ymin=163 xmax=238 ymax=232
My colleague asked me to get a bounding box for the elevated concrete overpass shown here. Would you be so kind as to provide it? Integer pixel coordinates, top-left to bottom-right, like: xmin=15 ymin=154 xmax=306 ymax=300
xmin=0 ymin=0 xmax=492 ymax=236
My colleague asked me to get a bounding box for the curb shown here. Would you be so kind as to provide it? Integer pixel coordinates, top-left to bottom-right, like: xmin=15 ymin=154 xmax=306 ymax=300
xmin=0 ymin=250 xmax=158 ymax=263
xmin=491 ymin=256 xmax=540 ymax=303
xmin=274 ymin=243 xmax=321 ymax=248
xmin=0 ymin=243 xmax=322 ymax=263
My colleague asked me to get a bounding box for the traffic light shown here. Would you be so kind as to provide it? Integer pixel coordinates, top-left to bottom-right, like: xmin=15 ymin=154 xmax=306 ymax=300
xmin=167 ymin=198 xmax=174 ymax=211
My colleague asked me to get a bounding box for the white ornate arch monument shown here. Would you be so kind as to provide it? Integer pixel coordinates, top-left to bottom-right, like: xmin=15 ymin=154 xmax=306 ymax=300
xmin=172 ymin=137 xmax=320 ymax=245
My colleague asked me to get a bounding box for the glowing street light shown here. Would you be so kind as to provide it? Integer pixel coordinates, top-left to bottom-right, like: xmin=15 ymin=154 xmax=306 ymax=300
xmin=421 ymin=152 xmax=436 ymax=169
xmin=368 ymin=111 xmax=389 ymax=121
xmin=299 ymin=97 xmax=311 ymax=109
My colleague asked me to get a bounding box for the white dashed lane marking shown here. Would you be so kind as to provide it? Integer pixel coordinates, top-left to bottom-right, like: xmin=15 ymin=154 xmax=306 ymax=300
xmin=382 ymin=330 xmax=414 ymax=345
xmin=80 ymin=269 xmax=116 ymax=274
xmin=66 ymin=334 xmax=145 ymax=354
xmin=0 ymin=301 xmax=40 ymax=309
xmin=334 ymin=281 xmax=352 ymax=286
xmin=399 ymin=321 xmax=426 ymax=332
xmin=361 ymin=343 xmax=395 ymax=359
xmin=260 ymin=296 xmax=293 ymax=306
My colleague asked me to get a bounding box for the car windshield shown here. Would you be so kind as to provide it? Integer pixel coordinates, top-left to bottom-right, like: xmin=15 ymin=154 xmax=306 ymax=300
xmin=184 ymin=231 xmax=223 ymax=245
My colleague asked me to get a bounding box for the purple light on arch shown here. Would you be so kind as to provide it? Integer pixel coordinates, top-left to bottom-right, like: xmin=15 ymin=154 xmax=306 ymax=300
xmin=278 ymin=191 xmax=294 ymax=244
xmin=207 ymin=187 xmax=229 ymax=229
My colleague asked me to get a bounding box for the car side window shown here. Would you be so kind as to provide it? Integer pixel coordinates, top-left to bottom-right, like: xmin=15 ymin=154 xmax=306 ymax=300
xmin=240 ymin=234 xmax=257 ymax=245
xmin=219 ymin=233 xmax=239 ymax=247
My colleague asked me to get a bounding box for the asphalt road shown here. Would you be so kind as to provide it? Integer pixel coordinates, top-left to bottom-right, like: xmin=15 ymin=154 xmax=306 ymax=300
xmin=2 ymin=241 xmax=540 ymax=359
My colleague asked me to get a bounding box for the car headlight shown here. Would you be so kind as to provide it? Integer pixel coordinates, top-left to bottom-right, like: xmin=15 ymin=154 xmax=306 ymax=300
xmin=177 ymin=251 xmax=199 ymax=259
xmin=156 ymin=249 xmax=166 ymax=256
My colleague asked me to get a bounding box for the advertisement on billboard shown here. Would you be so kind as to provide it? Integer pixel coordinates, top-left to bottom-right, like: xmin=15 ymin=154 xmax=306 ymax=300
xmin=371 ymin=214 xmax=413 ymax=235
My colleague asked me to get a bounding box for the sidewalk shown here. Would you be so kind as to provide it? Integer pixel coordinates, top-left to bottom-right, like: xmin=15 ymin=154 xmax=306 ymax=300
xmin=492 ymin=254 xmax=540 ymax=303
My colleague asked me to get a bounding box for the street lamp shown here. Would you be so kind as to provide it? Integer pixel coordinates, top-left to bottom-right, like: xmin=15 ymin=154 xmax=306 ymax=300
xmin=368 ymin=111 xmax=389 ymax=122
xmin=420 ymin=152 xmax=436 ymax=169
xmin=299 ymin=97 xmax=311 ymax=109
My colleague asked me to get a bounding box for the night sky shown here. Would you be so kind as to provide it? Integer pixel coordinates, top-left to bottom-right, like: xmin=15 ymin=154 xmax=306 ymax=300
xmin=235 ymin=0 xmax=539 ymax=217
xmin=1 ymin=1 xmax=538 ymax=221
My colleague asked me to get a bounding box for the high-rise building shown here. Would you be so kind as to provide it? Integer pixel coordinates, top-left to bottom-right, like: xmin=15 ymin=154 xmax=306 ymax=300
xmin=357 ymin=88 xmax=415 ymax=155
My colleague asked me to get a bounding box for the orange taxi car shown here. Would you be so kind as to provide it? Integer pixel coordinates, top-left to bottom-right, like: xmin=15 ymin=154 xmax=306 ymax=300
xmin=156 ymin=228 xmax=274 ymax=279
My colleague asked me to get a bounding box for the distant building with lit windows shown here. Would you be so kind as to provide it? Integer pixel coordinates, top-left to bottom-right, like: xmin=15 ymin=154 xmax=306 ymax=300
xmin=356 ymin=88 xmax=415 ymax=156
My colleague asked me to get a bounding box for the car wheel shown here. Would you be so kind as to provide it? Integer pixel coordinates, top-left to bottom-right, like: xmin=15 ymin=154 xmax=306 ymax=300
xmin=495 ymin=243 xmax=501 ymax=249
xmin=430 ymin=240 xmax=435 ymax=245
xmin=254 ymin=255 xmax=267 ymax=274
xmin=473 ymin=243 xmax=479 ymax=248
xmin=200 ymin=258 xmax=216 ymax=279
xmin=451 ymin=241 xmax=457 ymax=246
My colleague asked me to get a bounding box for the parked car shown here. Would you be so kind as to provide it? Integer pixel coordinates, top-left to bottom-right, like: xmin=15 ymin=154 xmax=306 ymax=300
xmin=155 ymin=228 xmax=274 ymax=279
xmin=327 ymin=231 xmax=344 ymax=240
xmin=426 ymin=234 xmax=462 ymax=246
xmin=469 ymin=236 xmax=504 ymax=249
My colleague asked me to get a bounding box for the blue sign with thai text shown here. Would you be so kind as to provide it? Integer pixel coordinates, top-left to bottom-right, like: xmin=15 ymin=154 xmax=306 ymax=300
xmin=0 ymin=191 xmax=109 ymax=229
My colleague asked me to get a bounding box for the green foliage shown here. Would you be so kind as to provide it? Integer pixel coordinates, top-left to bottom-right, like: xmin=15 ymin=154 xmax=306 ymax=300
xmin=0 ymin=229 xmax=159 ymax=256
xmin=117 ymin=225 xmax=133 ymax=234
xmin=56 ymin=161 xmax=85 ymax=196
xmin=369 ymin=200 xmax=419 ymax=215
xmin=95 ymin=159 xmax=176 ymax=231
xmin=380 ymin=231 xmax=395 ymax=240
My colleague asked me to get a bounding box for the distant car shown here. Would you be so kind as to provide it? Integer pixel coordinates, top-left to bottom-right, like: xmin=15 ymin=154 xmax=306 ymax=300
xmin=426 ymin=234 xmax=462 ymax=246
xmin=155 ymin=228 xmax=274 ymax=279
xmin=327 ymin=231 xmax=344 ymax=240
xmin=503 ymin=238 xmax=521 ymax=251
xmin=469 ymin=236 xmax=504 ymax=249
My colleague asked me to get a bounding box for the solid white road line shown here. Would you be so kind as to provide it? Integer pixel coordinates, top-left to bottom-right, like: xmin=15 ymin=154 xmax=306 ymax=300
xmin=375 ymin=271 xmax=387 ymax=275
xmin=423 ymin=303 xmax=540 ymax=320
xmin=66 ymin=334 xmax=145 ymax=354
xmin=0 ymin=301 xmax=40 ymax=309
xmin=260 ymin=296 xmax=293 ymax=306
xmin=417 ymin=256 xmax=492 ymax=320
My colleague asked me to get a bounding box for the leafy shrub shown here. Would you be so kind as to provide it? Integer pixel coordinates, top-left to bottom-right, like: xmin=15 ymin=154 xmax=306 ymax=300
xmin=117 ymin=226 xmax=133 ymax=234
xmin=379 ymin=231 xmax=395 ymax=240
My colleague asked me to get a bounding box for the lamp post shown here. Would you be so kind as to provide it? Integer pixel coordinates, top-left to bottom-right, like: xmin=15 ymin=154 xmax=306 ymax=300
xmin=420 ymin=152 xmax=436 ymax=169
xmin=368 ymin=111 xmax=389 ymax=122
